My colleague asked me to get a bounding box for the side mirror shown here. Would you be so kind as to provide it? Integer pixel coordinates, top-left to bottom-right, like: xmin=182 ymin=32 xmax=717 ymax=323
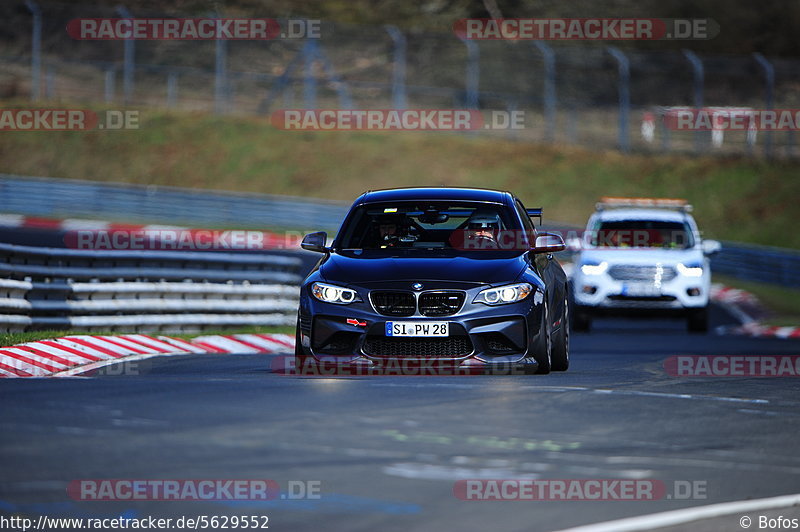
xmin=301 ymin=231 xmax=328 ymax=253
xmin=565 ymin=237 xmax=583 ymax=252
xmin=702 ymin=239 xmax=721 ymax=255
xmin=532 ymin=232 xmax=566 ymax=254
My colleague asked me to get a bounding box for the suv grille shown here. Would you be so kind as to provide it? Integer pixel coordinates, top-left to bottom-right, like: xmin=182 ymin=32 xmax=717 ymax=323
xmin=370 ymin=291 xmax=415 ymax=316
xmin=608 ymin=265 xmax=677 ymax=282
xmin=418 ymin=292 xmax=465 ymax=316
xmin=363 ymin=336 xmax=472 ymax=358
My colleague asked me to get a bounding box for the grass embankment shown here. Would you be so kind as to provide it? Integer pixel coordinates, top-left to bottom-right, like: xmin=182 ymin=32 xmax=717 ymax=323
xmin=0 ymin=105 xmax=799 ymax=248
xmin=0 ymin=326 xmax=295 ymax=348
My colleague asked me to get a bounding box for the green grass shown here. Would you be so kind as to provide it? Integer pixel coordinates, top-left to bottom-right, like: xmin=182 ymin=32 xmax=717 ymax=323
xmin=714 ymin=274 xmax=800 ymax=327
xmin=0 ymin=326 xmax=295 ymax=348
xmin=1 ymin=103 xmax=799 ymax=248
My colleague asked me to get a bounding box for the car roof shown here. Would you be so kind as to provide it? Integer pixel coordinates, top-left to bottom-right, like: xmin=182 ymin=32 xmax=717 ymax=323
xmin=356 ymin=187 xmax=511 ymax=205
xmin=592 ymin=208 xmax=692 ymax=223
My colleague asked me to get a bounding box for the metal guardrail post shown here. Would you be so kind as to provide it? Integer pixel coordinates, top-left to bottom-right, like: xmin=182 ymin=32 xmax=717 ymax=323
xmin=303 ymin=39 xmax=319 ymax=110
xmin=682 ymin=49 xmax=704 ymax=154
xmin=214 ymin=13 xmax=228 ymax=114
xmin=314 ymin=47 xmax=354 ymax=109
xmin=166 ymin=72 xmax=178 ymax=108
xmin=459 ymin=37 xmax=479 ymax=109
xmin=606 ymin=47 xmax=630 ymax=153
xmin=385 ymin=25 xmax=408 ymax=110
xmin=24 ymin=0 xmax=42 ymax=101
xmin=116 ymin=6 xmax=135 ymax=105
xmin=104 ymin=69 xmax=115 ymax=103
xmin=44 ymin=67 xmax=55 ymax=99
xmin=532 ymin=41 xmax=556 ymax=142
xmin=753 ymin=53 xmax=774 ymax=159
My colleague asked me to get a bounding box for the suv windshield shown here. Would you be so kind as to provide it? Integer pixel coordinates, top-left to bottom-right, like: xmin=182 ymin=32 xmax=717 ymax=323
xmin=591 ymin=219 xmax=695 ymax=249
xmin=336 ymin=201 xmax=522 ymax=252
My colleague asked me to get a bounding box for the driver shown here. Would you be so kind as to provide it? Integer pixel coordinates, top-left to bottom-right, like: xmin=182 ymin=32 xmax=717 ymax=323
xmin=465 ymin=210 xmax=502 ymax=246
xmin=375 ymin=215 xmax=405 ymax=248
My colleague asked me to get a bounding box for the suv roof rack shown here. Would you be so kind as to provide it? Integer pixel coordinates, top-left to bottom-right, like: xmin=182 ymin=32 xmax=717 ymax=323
xmin=595 ymin=197 xmax=693 ymax=213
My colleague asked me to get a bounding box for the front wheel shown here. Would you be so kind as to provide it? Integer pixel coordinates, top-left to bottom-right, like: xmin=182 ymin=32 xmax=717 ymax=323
xmin=551 ymin=294 xmax=570 ymax=372
xmin=534 ymin=300 xmax=552 ymax=375
xmin=294 ymin=320 xmax=316 ymax=374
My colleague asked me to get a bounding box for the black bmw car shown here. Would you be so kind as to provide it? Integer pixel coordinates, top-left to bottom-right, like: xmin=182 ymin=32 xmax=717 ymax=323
xmin=295 ymin=187 xmax=569 ymax=375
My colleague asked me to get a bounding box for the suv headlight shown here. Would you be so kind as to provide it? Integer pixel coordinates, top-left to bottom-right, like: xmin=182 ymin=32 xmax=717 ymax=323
xmin=580 ymin=261 xmax=608 ymax=275
xmin=474 ymin=282 xmax=533 ymax=305
xmin=311 ymin=282 xmax=361 ymax=304
xmin=677 ymin=262 xmax=704 ymax=277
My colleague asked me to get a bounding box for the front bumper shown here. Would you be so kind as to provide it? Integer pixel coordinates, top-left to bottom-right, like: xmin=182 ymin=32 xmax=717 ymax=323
xmin=572 ymin=269 xmax=709 ymax=313
xmin=298 ymin=285 xmax=545 ymax=368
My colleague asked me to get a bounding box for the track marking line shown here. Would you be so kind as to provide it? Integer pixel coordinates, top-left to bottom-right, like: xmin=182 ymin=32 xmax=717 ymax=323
xmin=555 ymin=492 xmax=800 ymax=532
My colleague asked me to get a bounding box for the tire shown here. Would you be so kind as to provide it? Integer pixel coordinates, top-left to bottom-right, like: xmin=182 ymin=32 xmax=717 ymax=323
xmin=294 ymin=318 xmax=315 ymax=374
xmin=534 ymin=300 xmax=552 ymax=375
xmin=687 ymin=307 xmax=709 ymax=333
xmin=551 ymin=294 xmax=570 ymax=372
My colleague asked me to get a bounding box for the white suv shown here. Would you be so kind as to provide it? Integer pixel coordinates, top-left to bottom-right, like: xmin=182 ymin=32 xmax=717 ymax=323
xmin=568 ymin=198 xmax=721 ymax=333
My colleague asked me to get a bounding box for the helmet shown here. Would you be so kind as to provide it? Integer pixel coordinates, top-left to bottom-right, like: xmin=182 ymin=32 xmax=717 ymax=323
xmin=467 ymin=210 xmax=501 ymax=233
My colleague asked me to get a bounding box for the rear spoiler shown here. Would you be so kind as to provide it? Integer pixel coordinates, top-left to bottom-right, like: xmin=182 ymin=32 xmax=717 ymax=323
xmin=526 ymin=208 xmax=543 ymax=225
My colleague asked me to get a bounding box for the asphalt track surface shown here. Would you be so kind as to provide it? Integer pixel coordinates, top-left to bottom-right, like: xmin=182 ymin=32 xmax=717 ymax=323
xmin=2 ymin=306 xmax=799 ymax=532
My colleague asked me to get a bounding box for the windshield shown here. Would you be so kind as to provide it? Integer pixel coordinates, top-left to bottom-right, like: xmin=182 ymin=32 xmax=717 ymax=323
xmin=591 ymin=219 xmax=695 ymax=249
xmin=335 ymin=201 xmax=522 ymax=252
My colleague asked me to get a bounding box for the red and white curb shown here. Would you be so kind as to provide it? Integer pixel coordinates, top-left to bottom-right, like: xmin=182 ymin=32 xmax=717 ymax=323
xmin=0 ymin=333 xmax=295 ymax=378
xmin=0 ymin=214 xmax=178 ymax=233
xmin=723 ymin=322 xmax=800 ymax=339
xmin=0 ymin=214 xmax=295 ymax=250
xmin=710 ymin=283 xmax=762 ymax=308
xmin=711 ymin=283 xmax=800 ymax=339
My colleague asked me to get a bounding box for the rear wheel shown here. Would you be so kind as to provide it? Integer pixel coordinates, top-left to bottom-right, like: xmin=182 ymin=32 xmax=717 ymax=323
xmin=687 ymin=307 xmax=709 ymax=333
xmin=534 ymin=300 xmax=552 ymax=374
xmin=551 ymin=294 xmax=570 ymax=372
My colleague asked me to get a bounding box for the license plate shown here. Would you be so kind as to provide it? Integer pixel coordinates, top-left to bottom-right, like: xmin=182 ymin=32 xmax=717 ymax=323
xmin=385 ymin=322 xmax=449 ymax=337
xmin=622 ymin=283 xmax=661 ymax=297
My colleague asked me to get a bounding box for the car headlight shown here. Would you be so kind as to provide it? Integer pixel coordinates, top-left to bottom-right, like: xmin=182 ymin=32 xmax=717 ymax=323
xmin=311 ymin=282 xmax=361 ymax=304
xmin=677 ymin=262 xmax=704 ymax=277
xmin=580 ymin=261 xmax=608 ymax=275
xmin=474 ymin=282 xmax=533 ymax=305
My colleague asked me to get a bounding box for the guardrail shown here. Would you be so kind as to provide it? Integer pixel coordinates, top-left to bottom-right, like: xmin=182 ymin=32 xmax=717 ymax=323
xmin=712 ymin=241 xmax=800 ymax=288
xmin=0 ymin=242 xmax=302 ymax=333
xmin=3 ymin=174 xmax=800 ymax=288
xmin=0 ymin=174 xmax=349 ymax=232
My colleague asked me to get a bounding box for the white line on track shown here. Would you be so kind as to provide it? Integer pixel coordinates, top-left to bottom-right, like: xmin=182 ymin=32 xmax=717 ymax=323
xmin=366 ymin=382 xmax=770 ymax=405
xmin=555 ymin=492 xmax=800 ymax=532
